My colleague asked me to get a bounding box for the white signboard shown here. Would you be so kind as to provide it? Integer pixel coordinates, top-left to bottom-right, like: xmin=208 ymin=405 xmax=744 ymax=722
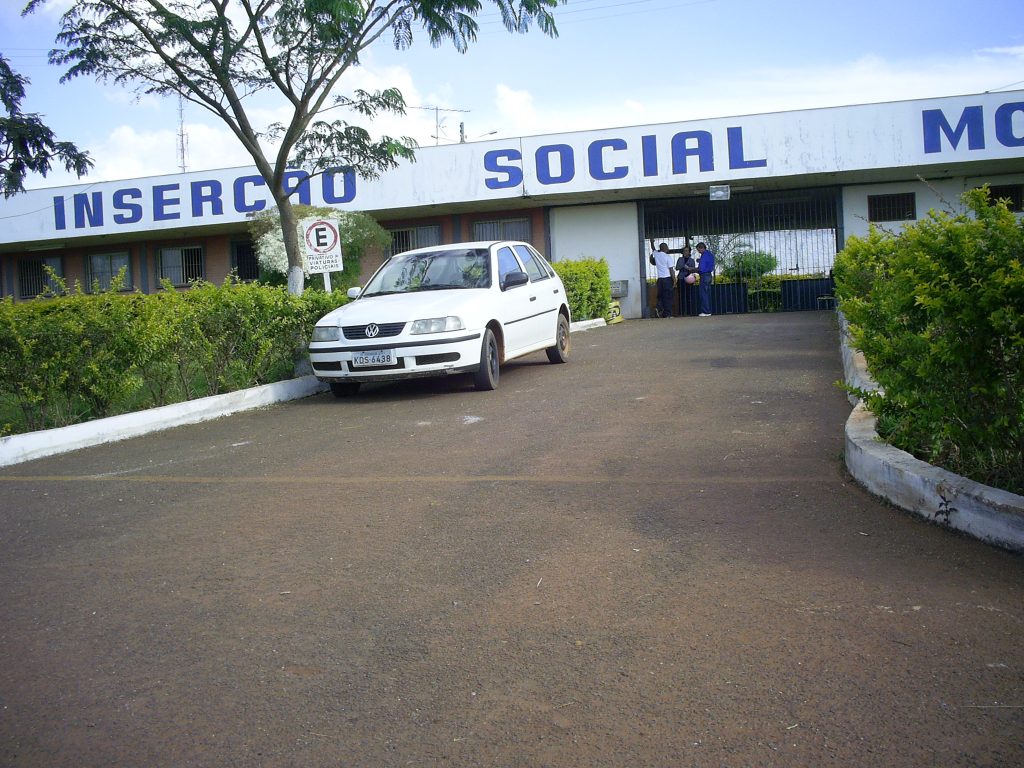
xmin=3 ymin=90 xmax=1023 ymax=245
xmin=300 ymin=217 xmax=343 ymax=274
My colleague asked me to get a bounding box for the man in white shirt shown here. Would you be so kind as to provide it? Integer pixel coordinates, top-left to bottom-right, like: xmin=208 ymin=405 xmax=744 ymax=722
xmin=649 ymin=239 xmax=676 ymax=318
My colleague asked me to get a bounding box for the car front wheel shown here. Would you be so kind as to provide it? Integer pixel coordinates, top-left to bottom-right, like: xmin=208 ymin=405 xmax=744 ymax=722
xmin=474 ymin=328 xmax=500 ymax=391
xmin=546 ymin=314 xmax=570 ymax=364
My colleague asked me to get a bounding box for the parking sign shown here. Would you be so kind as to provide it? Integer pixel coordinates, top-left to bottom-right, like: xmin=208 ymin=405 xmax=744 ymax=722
xmin=300 ymin=218 xmax=343 ymax=274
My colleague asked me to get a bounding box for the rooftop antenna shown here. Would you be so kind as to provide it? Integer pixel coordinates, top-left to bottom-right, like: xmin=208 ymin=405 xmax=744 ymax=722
xmin=176 ymin=94 xmax=189 ymax=173
xmin=408 ymin=104 xmax=470 ymax=145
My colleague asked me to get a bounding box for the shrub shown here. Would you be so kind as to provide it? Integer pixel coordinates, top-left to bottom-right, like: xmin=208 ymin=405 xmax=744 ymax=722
xmin=0 ymin=280 xmax=344 ymax=436
xmin=551 ymin=258 xmax=612 ymax=321
xmin=720 ymin=250 xmax=778 ymax=282
xmin=834 ymin=188 xmax=1024 ymax=494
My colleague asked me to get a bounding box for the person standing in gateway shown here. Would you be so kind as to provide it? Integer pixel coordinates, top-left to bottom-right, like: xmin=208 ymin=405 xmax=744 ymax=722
xmin=695 ymin=242 xmax=716 ymax=316
xmin=649 ymin=239 xmax=676 ymax=318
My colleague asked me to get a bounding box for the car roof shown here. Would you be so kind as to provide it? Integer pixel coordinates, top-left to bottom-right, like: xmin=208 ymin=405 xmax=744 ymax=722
xmin=395 ymin=241 xmax=530 ymax=257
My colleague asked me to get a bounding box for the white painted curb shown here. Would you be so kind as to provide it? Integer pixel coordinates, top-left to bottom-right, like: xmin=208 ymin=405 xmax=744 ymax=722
xmin=570 ymin=318 xmax=608 ymax=332
xmin=0 ymin=321 xmax=607 ymax=468
xmin=838 ymin=312 xmax=1024 ymax=552
xmin=0 ymin=376 xmax=327 ymax=468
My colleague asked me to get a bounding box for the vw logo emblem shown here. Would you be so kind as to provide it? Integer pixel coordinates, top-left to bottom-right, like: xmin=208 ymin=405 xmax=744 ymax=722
xmin=365 ymin=323 xmax=380 ymax=338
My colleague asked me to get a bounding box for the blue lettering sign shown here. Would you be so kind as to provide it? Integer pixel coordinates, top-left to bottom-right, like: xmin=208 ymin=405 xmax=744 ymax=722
xmin=322 ymin=168 xmax=356 ymax=204
xmin=923 ymin=106 xmax=985 ymax=153
xmin=191 ymin=180 xmax=223 ymax=217
xmin=53 ymin=196 xmax=66 ymax=231
xmin=641 ymin=135 xmax=658 ymax=177
xmin=283 ymin=170 xmax=312 ymax=205
xmin=727 ymin=127 xmax=767 ymax=170
xmin=233 ymin=175 xmax=267 ymax=213
xmin=153 ymin=184 xmax=181 ymax=221
xmin=589 ymin=139 xmax=628 ymax=181
xmin=484 ymin=149 xmax=524 ymax=189
xmin=671 ymin=131 xmax=714 ymax=173
xmin=74 ymin=192 xmax=103 ymax=228
xmin=113 ymin=188 xmax=143 ymax=224
xmin=536 ymin=144 xmax=575 ymax=185
xmin=995 ymin=102 xmax=1024 ymax=147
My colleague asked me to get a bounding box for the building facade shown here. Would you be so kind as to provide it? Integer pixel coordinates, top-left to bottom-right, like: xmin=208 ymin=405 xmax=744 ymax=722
xmin=2 ymin=90 xmax=1022 ymax=318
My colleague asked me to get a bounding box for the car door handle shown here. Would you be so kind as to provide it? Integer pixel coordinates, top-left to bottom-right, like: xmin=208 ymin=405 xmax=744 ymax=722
xmin=530 ymin=296 xmax=537 ymax=302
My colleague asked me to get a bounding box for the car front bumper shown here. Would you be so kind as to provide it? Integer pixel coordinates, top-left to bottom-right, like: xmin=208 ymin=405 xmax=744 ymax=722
xmin=308 ymin=331 xmax=484 ymax=384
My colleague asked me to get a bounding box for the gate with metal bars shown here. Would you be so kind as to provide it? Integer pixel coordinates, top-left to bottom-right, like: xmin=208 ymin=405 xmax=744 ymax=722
xmin=642 ymin=187 xmax=841 ymax=317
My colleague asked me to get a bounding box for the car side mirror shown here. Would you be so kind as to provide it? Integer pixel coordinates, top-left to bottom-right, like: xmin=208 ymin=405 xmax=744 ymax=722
xmin=347 ymin=286 xmax=362 ymax=299
xmin=502 ymin=270 xmax=529 ymax=290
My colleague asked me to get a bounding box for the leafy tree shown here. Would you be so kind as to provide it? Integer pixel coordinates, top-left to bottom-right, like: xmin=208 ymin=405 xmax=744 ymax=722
xmin=719 ymin=250 xmax=777 ymax=282
xmin=0 ymin=53 xmax=92 ymax=197
xmin=24 ymin=0 xmax=563 ymax=293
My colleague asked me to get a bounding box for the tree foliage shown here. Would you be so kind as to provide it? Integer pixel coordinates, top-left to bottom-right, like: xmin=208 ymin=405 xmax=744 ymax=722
xmin=24 ymin=0 xmax=563 ymax=292
xmin=719 ymin=250 xmax=777 ymax=282
xmin=0 ymin=54 xmax=92 ymax=197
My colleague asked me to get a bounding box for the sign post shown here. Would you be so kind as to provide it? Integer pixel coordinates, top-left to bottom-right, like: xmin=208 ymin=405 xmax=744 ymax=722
xmin=300 ymin=218 xmax=343 ymax=291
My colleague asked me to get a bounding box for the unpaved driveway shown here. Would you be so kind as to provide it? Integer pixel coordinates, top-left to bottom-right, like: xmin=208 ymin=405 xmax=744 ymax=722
xmin=2 ymin=312 xmax=1021 ymax=767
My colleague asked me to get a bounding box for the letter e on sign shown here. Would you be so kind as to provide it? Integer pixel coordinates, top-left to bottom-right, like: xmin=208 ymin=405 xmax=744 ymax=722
xmin=300 ymin=218 xmax=343 ymax=274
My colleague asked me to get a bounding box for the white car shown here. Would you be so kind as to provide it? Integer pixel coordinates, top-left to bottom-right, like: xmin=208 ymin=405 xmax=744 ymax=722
xmin=309 ymin=241 xmax=571 ymax=396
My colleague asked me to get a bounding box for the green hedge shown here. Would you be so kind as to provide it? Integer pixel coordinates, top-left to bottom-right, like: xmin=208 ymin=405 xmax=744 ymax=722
xmin=551 ymin=257 xmax=612 ymax=321
xmin=0 ymin=280 xmax=343 ymax=436
xmin=834 ymin=188 xmax=1024 ymax=495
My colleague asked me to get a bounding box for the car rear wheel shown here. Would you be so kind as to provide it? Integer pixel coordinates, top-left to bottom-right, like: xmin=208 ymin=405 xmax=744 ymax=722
xmin=330 ymin=381 xmax=360 ymax=398
xmin=474 ymin=328 xmax=500 ymax=391
xmin=546 ymin=314 xmax=570 ymax=364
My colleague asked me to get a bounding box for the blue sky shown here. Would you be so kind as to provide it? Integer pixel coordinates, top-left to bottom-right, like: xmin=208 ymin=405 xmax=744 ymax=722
xmin=3 ymin=0 xmax=1023 ymax=188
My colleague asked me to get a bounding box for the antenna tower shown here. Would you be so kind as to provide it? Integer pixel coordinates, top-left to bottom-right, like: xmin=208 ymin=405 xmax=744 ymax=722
xmin=177 ymin=95 xmax=189 ymax=173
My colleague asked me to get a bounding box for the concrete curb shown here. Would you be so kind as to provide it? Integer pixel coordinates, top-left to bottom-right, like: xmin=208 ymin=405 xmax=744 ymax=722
xmin=838 ymin=312 xmax=1024 ymax=552
xmin=0 ymin=376 xmax=328 ymax=468
xmin=570 ymin=318 xmax=608 ymax=332
xmin=0 ymin=321 xmax=607 ymax=468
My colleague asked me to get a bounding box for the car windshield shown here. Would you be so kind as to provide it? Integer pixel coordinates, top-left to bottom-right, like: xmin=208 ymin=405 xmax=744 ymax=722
xmin=361 ymin=248 xmax=491 ymax=296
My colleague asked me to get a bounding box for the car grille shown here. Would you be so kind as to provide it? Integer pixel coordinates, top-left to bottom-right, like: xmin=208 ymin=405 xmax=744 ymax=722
xmin=342 ymin=322 xmax=406 ymax=340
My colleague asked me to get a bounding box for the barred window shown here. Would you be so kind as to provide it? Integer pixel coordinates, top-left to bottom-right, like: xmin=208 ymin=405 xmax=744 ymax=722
xmin=473 ymin=217 xmax=531 ymax=242
xmin=18 ymin=255 xmax=63 ymax=299
xmin=159 ymin=245 xmax=205 ymax=285
xmin=86 ymin=251 xmax=131 ymax=292
xmin=388 ymin=225 xmax=441 ymax=257
xmin=232 ymin=240 xmax=259 ymax=281
xmin=988 ymin=184 xmax=1024 ymax=212
xmin=867 ymin=193 xmax=916 ymax=222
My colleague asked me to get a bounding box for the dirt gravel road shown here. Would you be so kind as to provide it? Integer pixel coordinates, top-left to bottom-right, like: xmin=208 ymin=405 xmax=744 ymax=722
xmin=2 ymin=312 xmax=1021 ymax=767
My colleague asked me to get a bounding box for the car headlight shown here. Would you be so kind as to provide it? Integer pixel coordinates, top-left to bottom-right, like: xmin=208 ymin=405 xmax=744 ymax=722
xmin=311 ymin=325 xmax=341 ymax=342
xmin=410 ymin=316 xmax=465 ymax=334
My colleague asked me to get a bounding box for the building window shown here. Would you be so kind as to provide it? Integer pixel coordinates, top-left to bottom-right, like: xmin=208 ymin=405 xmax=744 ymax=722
xmin=86 ymin=251 xmax=132 ymax=292
xmin=231 ymin=240 xmax=260 ymax=281
xmin=389 ymin=225 xmax=441 ymax=257
xmin=18 ymin=255 xmax=63 ymax=298
xmin=473 ymin=217 xmax=531 ymax=242
xmin=988 ymin=184 xmax=1024 ymax=212
xmin=867 ymin=193 xmax=916 ymax=222
xmin=158 ymin=245 xmax=205 ymax=286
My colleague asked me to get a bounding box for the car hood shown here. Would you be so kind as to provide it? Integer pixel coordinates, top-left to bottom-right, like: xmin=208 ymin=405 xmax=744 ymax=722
xmin=317 ymin=290 xmax=489 ymax=326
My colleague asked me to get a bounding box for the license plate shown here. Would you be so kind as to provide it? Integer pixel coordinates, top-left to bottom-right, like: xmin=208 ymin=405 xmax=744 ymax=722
xmin=352 ymin=349 xmax=396 ymax=367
